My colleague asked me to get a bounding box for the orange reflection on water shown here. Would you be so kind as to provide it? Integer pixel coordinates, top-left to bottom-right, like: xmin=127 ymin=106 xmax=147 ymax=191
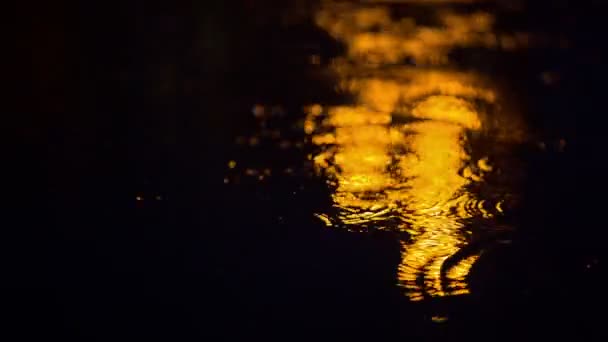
xmin=308 ymin=76 xmax=499 ymax=299
xmin=309 ymin=106 xmax=396 ymax=223
xmin=315 ymin=3 xmax=524 ymax=66
xmin=395 ymin=114 xmax=478 ymax=299
xmin=336 ymin=69 xmax=497 ymax=111
xmin=309 ymin=1 xmax=520 ymax=301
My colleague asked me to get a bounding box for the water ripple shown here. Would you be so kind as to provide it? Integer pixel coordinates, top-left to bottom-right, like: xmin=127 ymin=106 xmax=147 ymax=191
xmin=308 ymin=0 xmax=525 ymax=300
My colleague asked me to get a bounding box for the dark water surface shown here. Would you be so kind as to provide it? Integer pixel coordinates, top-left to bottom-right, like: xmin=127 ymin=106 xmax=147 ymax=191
xmin=11 ymin=0 xmax=606 ymax=340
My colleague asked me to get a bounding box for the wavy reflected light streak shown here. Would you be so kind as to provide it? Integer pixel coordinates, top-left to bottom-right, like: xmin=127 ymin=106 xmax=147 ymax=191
xmin=308 ymin=1 xmax=519 ymax=301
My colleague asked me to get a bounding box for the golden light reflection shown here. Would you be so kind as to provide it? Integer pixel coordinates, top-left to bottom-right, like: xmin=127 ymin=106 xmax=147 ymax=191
xmin=315 ymin=3 xmax=526 ymax=66
xmin=309 ymin=83 xmax=499 ymax=299
xmin=310 ymin=1 xmax=522 ymax=300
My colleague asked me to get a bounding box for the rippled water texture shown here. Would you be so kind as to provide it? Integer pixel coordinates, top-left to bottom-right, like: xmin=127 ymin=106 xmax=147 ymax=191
xmin=306 ymin=0 xmax=525 ymax=301
xmin=227 ymin=0 xmax=529 ymax=302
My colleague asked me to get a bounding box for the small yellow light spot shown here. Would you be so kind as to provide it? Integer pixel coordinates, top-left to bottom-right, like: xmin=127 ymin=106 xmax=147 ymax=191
xmin=478 ymin=157 xmax=492 ymax=172
xmin=304 ymin=120 xmax=315 ymax=134
xmin=431 ymin=316 xmax=448 ymax=323
xmin=307 ymin=104 xmax=323 ymax=117
xmin=228 ymin=160 xmax=237 ymax=169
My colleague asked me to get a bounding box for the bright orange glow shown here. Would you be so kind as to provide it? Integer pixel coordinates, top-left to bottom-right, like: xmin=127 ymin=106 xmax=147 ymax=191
xmin=315 ymin=3 xmax=525 ymax=66
xmin=310 ymin=1 xmax=523 ymax=300
xmin=309 ymin=76 xmax=495 ymax=298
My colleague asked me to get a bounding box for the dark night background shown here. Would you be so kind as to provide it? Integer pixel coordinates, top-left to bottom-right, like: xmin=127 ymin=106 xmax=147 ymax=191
xmin=6 ymin=0 xmax=607 ymax=340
